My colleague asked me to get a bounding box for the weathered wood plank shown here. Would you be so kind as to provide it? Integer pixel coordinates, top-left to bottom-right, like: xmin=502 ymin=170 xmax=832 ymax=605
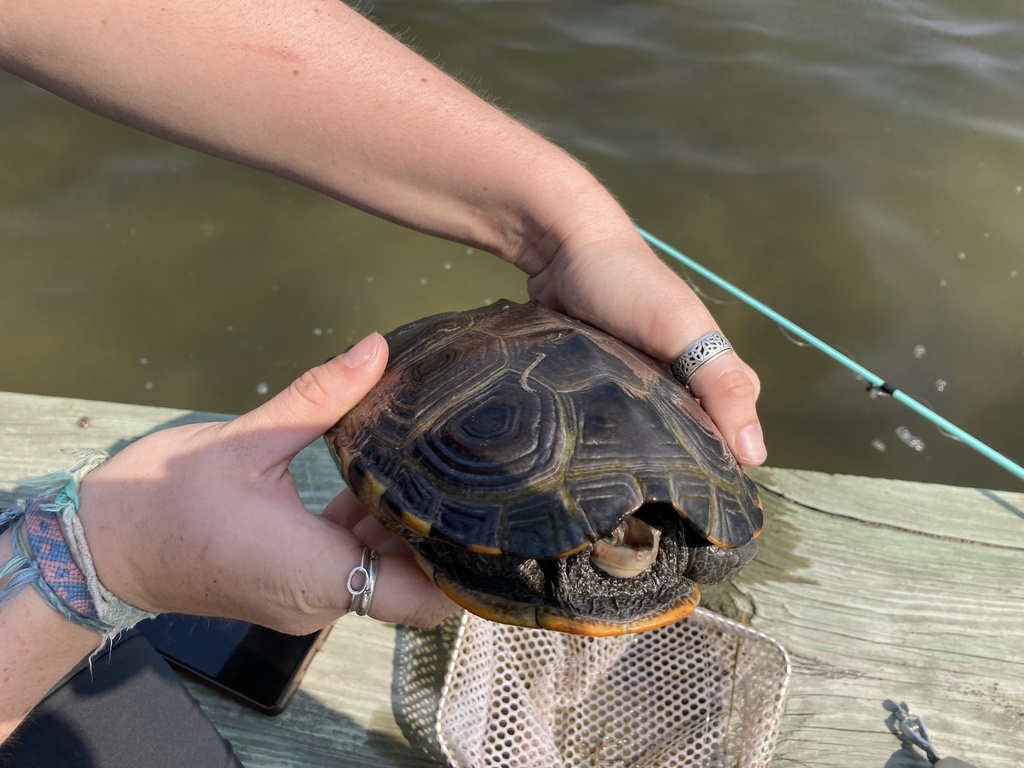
xmin=0 ymin=391 xmax=341 ymax=517
xmin=2 ymin=391 xmax=1022 ymax=767
xmin=751 ymin=466 xmax=1024 ymax=546
xmin=708 ymin=466 xmax=1024 ymax=768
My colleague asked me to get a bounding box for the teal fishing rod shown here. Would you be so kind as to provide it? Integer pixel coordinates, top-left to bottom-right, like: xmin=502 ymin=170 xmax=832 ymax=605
xmin=637 ymin=226 xmax=1024 ymax=484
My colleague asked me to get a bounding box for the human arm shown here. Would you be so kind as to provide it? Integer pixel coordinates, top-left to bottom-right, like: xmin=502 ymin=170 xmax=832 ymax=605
xmin=0 ymin=0 xmax=765 ymax=464
xmin=0 ymin=334 xmax=457 ymax=744
xmin=0 ymin=530 xmax=99 ymax=743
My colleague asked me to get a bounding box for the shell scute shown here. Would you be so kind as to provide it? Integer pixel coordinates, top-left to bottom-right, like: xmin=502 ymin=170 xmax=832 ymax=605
xmin=500 ymin=491 xmax=593 ymax=557
xmin=386 ymin=330 xmax=506 ymax=425
xmin=381 ymin=465 xmax=439 ymax=527
xmin=411 ymin=373 xmax=566 ymax=496
xmin=431 ymin=499 xmax=505 ymax=551
xmin=525 ymin=331 xmax=641 ymax=392
xmin=563 ymin=473 xmax=644 ymax=537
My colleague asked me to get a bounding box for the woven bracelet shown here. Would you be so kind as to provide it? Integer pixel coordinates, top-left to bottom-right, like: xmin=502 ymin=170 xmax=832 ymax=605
xmin=0 ymin=451 xmax=155 ymax=639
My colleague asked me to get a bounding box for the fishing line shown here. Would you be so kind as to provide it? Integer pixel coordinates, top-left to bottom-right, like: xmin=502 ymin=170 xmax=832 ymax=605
xmin=776 ymin=324 xmax=816 ymax=349
xmin=674 ymin=269 xmax=742 ymax=307
xmin=637 ymin=226 xmax=1024 ymax=484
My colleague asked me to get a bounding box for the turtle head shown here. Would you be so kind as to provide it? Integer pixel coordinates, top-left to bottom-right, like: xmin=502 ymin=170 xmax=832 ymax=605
xmin=589 ymin=515 xmax=662 ymax=579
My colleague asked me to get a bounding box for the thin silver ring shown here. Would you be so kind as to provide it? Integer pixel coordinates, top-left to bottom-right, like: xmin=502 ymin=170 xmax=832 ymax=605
xmin=672 ymin=331 xmax=734 ymax=385
xmin=346 ymin=548 xmax=380 ymax=616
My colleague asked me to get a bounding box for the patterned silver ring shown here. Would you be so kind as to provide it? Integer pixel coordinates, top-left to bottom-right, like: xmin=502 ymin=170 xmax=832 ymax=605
xmin=671 ymin=331 xmax=734 ymax=385
xmin=346 ymin=548 xmax=380 ymax=617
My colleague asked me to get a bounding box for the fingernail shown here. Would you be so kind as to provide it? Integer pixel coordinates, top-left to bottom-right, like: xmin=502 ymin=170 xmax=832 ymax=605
xmin=341 ymin=333 xmax=381 ymax=367
xmin=736 ymin=424 xmax=767 ymax=465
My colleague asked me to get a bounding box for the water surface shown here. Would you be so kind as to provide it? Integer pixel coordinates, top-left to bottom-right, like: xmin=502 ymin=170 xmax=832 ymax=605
xmin=1 ymin=0 xmax=1021 ymax=489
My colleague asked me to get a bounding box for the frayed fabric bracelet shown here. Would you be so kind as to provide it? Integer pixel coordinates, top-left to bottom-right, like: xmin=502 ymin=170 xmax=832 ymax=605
xmin=0 ymin=451 xmax=155 ymax=640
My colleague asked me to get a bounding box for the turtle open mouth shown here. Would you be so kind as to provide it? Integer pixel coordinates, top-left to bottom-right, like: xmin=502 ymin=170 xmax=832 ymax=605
xmin=589 ymin=509 xmax=663 ymax=579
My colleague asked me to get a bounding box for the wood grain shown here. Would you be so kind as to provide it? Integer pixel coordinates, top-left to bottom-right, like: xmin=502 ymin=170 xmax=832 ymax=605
xmin=2 ymin=392 xmax=1021 ymax=767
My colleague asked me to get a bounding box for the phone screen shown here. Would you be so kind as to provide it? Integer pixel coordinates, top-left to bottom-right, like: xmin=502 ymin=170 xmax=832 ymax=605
xmin=135 ymin=614 xmax=332 ymax=715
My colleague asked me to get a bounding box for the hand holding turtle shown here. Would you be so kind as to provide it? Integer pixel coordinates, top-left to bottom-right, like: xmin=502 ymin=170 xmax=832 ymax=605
xmin=1 ymin=0 xmax=766 ymax=468
xmin=520 ymin=221 xmax=767 ymax=467
xmin=75 ymin=333 xmax=456 ymax=633
xmin=0 ymin=335 xmax=457 ymax=741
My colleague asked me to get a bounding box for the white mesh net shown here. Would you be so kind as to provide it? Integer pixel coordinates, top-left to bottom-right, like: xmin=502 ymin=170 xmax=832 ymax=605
xmin=436 ymin=609 xmax=790 ymax=768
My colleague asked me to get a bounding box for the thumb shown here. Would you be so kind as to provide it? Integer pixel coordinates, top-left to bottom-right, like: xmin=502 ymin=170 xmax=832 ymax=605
xmin=227 ymin=332 xmax=388 ymax=462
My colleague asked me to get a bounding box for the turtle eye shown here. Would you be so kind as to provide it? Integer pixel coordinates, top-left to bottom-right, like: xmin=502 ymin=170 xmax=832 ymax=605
xmin=589 ymin=515 xmax=661 ymax=579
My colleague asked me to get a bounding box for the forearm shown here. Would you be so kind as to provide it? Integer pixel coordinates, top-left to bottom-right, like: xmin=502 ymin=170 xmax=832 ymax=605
xmin=0 ymin=0 xmax=767 ymax=463
xmin=0 ymin=528 xmax=99 ymax=744
xmin=0 ymin=0 xmax=628 ymax=270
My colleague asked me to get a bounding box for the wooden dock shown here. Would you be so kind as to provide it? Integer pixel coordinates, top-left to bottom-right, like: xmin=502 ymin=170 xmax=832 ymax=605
xmin=2 ymin=390 xmax=1021 ymax=767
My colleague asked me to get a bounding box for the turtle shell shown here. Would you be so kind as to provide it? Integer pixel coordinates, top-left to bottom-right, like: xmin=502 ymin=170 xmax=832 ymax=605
xmin=326 ymin=300 xmax=762 ymax=635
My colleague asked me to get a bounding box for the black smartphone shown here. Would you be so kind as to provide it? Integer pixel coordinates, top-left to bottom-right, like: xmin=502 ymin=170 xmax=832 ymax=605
xmin=135 ymin=614 xmax=333 ymax=715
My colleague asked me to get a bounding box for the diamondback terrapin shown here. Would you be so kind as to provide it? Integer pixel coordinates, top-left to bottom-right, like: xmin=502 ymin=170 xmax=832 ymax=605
xmin=326 ymin=300 xmax=761 ymax=636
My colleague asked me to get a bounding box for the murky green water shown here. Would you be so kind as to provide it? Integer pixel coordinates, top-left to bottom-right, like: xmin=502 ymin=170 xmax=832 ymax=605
xmin=1 ymin=0 xmax=1022 ymax=490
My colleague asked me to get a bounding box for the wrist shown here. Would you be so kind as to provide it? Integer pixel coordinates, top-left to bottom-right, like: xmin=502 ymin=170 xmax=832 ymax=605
xmin=498 ymin=157 xmax=645 ymax=282
xmin=75 ymin=463 xmax=161 ymax=617
xmin=0 ymin=455 xmax=155 ymax=639
xmin=0 ymin=526 xmax=100 ymax=651
xmin=0 ymin=528 xmax=99 ymax=744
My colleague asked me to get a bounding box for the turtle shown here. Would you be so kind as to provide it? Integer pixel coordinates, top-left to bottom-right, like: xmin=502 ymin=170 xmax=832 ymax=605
xmin=325 ymin=300 xmax=762 ymax=636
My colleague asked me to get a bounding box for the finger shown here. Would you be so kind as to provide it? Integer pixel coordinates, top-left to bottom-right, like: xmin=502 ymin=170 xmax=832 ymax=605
xmin=649 ymin=284 xmax=765 ymax=464
xmin=226 ymin=333 xmax=388 ymax=464
xmin=683 ymin=350 xmax=766 ymax=466
xmin=539 ymin=241 xmax=767 ymax=465
xmin=322 ymin=488 xmax=374 ymax=530
xmin=532 ymin=247 xmax=767 ymax=465
xmin=297 ymin=516 xmax=456 ymax=628
xmin=322 ymin=489 xmax=412 ymax=554
xmin=369 ymin=552 xmax=460 ymax=627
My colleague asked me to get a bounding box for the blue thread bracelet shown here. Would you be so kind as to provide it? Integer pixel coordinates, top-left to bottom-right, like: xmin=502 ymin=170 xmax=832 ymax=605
xmin=0 ymin=452 xmax=155 ymax=638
